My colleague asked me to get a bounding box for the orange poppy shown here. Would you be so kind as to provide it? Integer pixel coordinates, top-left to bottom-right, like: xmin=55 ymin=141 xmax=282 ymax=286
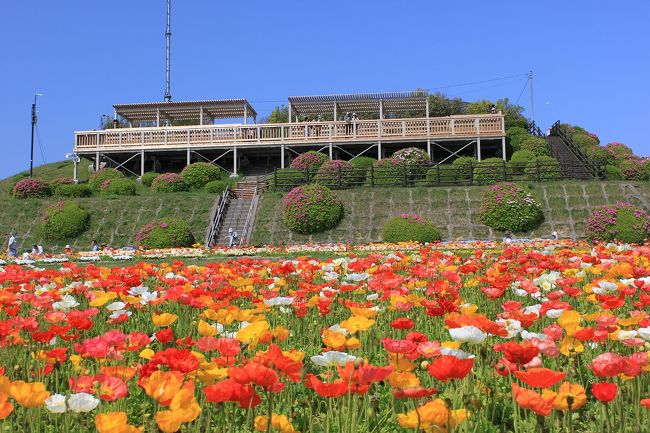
xmin=513 ymin=368 xmax=566 ymax=388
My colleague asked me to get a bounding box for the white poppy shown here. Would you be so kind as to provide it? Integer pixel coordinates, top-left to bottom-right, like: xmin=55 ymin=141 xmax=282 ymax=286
xmin=106 ymin=301 xmax=126 ymax=311
xmin=310 ymin=351 xmax=357 ymax=367
xmin=328 ymin=324 xmax=349 ymax=335
xmin=67 ymin=393 xmax=99 ymax=413
xmin=637 ymin=327 xmax=650 ymax=341
xmin=345 ymin=272 xmax=369 ymax=282
xmin=263 ymin=297 xmax=294 ymax=306
xmin=45 ymin=394 xmax=67 ymax=413
xmin=545 ymin=309 xmax=564 ymax=319
xmin=52 ymin=295 xmax=79 ymax=311
xmin=449 ymin=326 xmax=487 ymax=344
xmin=366 ymin=293 xmax=379 ymax=301
xmin=439 ymin=347 xmax=475 ymax=359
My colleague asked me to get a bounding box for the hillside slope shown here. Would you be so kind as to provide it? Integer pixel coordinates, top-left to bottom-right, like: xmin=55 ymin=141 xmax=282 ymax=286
xmin=1 ymin=159 xmax=93 ymax=195
xmin=251 ymin=181 xmax=650 ymax=244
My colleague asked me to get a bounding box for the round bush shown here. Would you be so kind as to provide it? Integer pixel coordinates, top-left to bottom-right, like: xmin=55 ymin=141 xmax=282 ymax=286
xmin=349 ymin=156 xmax=377 ymax=183
xmin=604 ymin=142 xmax=635 ymax=164
xmin=509 ymin=150 xmax=535 ymax=175
xmin=473 ymin=158 xmax=507 ymax=185
xmin=289 ymin=151 xmax=329 ymax=171
xmin=587 ymin=202 xmax=650 ymax=244
xmin=39 ymin=201 xmax=90 ymax=240
xmin=52 ymin=177 xmax=75 ymax=187
xmin=54 ymin=183 xmax=92 ymax=198
xmin=101 ymin=178 xmax=136 ymax=196
xmin=451 ymin=156 xmax=477 ymax=182
xmin=180 ymin=163 xmax=223 ymax=189
xmin=12 ymin=178 xmax=51 ymax=199
xmin=506 ymin=127 xmax=530 ymax=153
xmin=479 ymin=182 xmax=544 ymax=233
xmin=520 ymin=136 xmax=550 ymax=157
xmin=135 ymin=217 xmax=196 ymax=249
xmin=141 ymin=172 xmax=161 ymax=187
xmin=369 ymin=158 xmax=403 ymax=186
xmin=204 ymin=179 xmax=229 ymax=194
xmin=152 ymin=173 xmax=188 ymax=192
xmin=391 ymin=147 xmax=430 ymax=166
xmin=573 ymin=134 xmax=599 ymax=154
xmin=88 ymin=168 xmax=125 ymax=191
xmin=382 ymin=214 xmax=441 ymax=243
xmin=314 ymin=160 xmax=355 ymax=188
xmin=426 ymin=165 xmax=457 ymax=185
xmin=273 ymin=168 xmax=310 ymax=189
xmin=618 ymin=157 xmax=646 ymax=181
xmin=525 ymin=156 xmax=562 ymax=181
xmin=605 ymin=165 xmax=623 ymax=180
xmin=283 ymin=184 xmax=343 ymax=234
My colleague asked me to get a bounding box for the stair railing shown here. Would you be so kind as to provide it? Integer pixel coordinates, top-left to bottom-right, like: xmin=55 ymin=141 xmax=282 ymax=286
xmin=549 ymin=121 xmax=598 ymax=177
xmin=528 ymin=122 xmax=546 ymax=138
xmin=238 ymin=183 xmax=259 ymax=247
xmin=205 ymin=185 xmax=231 ymax=248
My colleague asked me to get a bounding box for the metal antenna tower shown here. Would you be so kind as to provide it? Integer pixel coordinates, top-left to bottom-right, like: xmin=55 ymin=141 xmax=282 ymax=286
xmin=164 ymin=0 xmax=172 ymax=102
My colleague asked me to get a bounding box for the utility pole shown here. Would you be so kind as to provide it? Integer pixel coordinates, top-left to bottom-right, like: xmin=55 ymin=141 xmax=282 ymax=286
xmin=30 ymin=93 xmax=43 ymax=177
xmin=529 ymin=70 xmax=535 ymax=126
xmin=164 ymin=0 xmax=172 ymax=102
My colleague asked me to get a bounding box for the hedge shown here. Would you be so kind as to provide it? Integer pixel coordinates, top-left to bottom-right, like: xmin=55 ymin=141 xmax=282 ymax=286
xmin=180 ymin=163 xmax=223 ymax=189
xmin=39 ymin=201 xmax=90 ymax=240
xmin=89 ymin=168 xmax=125 ymax=191
xmin=283 ymin=184 xmax=343 ymax=234
xmin=152 ymin=173 xmax=188 ymax=192
xmin=479 ymin=182 xmax=544 ymax=233
xmin=135 ymin=218 xmax=196 ymax=248
xmin=382 ymin=214 xmax=441 ymax=243
xmin=101 ymin=178 xmax=137 ymax=196
xmin=54 ymin=184 xmax=92 ymax=198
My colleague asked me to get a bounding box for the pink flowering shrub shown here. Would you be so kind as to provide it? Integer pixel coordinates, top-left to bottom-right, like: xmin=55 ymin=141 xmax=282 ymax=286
xmin=152 ymin=173 xmax=188 ymax=192
xmin=391 ymin=147 xmax=431 ymax=166
xmin=587 ymin=202 xmax=650 ymax=244
xmin=12 ymin=178 xmax=51 ymax=199
xmin=290 ymin=151 xmax=329 ymax=171
xmin=314 ymin=160 xmax=355 ymax=188
xmin=479 ymin=182 xmax=543 ymax=232
xmin=382 ymin=213 xmax=440 ymax=243
xmin=283 ymin=184 xmax=343 ymax=234
xmin=135 ymin=217 xmax=195 ymax=248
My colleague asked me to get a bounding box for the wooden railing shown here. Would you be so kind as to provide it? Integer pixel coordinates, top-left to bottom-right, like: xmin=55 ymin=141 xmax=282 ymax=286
xmin=74 ymin=114 xmax=504 ymax=152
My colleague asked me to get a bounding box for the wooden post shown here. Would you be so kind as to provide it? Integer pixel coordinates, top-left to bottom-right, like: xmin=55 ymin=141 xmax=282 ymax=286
xmin=243 ymin=105 xmax=248 ymax=125
xmin=73 ymin=156 xmax=79 ymax=183
xmin=501 ymin=136 xmax=507 ymax=161
xmin=141 ymin=150 xmax=145 ymax=178
xmin=288 ymin=103 xmax=292 ymax=124
xmin=156 ymin=109 xmax=160 ymax=127
xmin=477 ymin=138 xmax=482 ymax=161
xmin=95 ymin=151 xmax=100 ymax=171
xmin=503 ymin=160 xmax=508 ymax=181
xmin=379 ymin=100 xmax=383 ymax=119
xmin=186 ymin=148 xmax=191 ymax=166
xmin=427 ymin=139 xmax=431 ymax=161
xmin=377 ymin=142 xmax=382 ymax=160
xmin=200 ymin=106 xmax=204 ymax=126
xmin=233 ymin=147 xmax=238 ymax=175
xmin=329 ymin=143 xmax=333 ymax=159
xmin=280 ymin=145 xmax=285 ymax=169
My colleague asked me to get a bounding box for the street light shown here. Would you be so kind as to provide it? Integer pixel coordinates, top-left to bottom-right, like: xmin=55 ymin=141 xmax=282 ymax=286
xmin=30 ymin=93 xmax=43 ymax=177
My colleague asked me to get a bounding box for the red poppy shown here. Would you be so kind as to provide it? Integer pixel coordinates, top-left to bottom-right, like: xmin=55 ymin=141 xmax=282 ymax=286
xmin=513 ymin=368 xmax=566 ymax=388
xmin=382 ymin=338 xmax=417 ymax=355
xmin=229 ymin=363 xmax=282 ymax=391
xmin=427 ymin=355 xmax=474 ymax=382
xmin=392 ymin=387 xmax=438 ymax=399
xmin=96 ymin=374 xmax=128 ymax=401
xmin=204 ymin=379 xmax=261 ymax=408
xmin=305 ymin=374 xmax=348 ymax=398
xmin=156 ymin=328 xmax=174 ymax=344
xmin=511 ymin=383 xmax=554 ymax=416
xmin=494 ymin=341 xmax=539 ymax=365
xmin=390 ymin=318 xmax=414 ymax=330
xmin=641 ymin=399 xmax=650 ymax=409
xmin=494 ymin=358 xmax=518 ymax=377
xmin=588 ymin=352 xmax=624 ymax=377
xmin=591 ymin=382 xmax=617 ymax=403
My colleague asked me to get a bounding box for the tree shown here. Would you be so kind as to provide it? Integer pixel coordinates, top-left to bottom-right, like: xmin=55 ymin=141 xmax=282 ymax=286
xmin=427 ymin=92 xmax=466 ymax=117
xmin=264 ymin=105 xmax=289 ymax=124
xmin=465 ymin=98 xmax=528 ymax=129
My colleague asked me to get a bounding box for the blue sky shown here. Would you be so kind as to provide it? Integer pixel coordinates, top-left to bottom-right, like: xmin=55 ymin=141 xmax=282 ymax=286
xmin=1 ymin=1 xmax=648 ymax=178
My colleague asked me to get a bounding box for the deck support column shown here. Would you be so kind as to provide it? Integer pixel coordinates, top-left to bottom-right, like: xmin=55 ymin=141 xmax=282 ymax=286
xmin=280 ymin=145 xmax=285 ymax=169
xmin=186 ymin=148 xmax=191 ymax=166
xmin=377 ymin=142 xmax=382 ymax=160
xmin=233 ymin=147 xmax=238 ymax=175
xmin=328 ymin=142 xmax=333 ymax=159
xmin=199 ymin=106 xmax=204 ymax=125
xmin=501 ymin=136 xmax=507 ymax=160
xmin=243 ymin=105 xmax=247 ymax=125
xmin=73 ymin=155 xmax=79 ymax=183
xmin=95 ymin=151 xmax=100 ymax=171
xmin=427 ymin=139 xmax=431 ymax=161
xmin=140 ymin=150 xmax=145 ymax=178
xmin=477 ymin=138 xmax=482 ymax=162
xmin=288 ymin=103 xmax=292 ymax=124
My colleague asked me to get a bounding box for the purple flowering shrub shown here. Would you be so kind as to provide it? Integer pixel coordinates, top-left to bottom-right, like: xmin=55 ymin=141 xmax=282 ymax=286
xmin=283 ymin=184 xmax=343 ymax=234
xmin=12 ymin=178 xmax=52 ymax=199
xmin=135 ymin=217 xmax=195 ymax=248
xmin=382 ymin=213 xmax=441 ymax=243
xmin=314 ymin=160 xmax=355 ymax=188
xmin=289 ymin=151 xmax=329 ymax=171
xmin=479 ymin=182 xmax=544 ymax=232
xmin=39 ymin=201 xmax=90 ymax=240
xmin=152 ymin=173 xmax=188 ymax=192
xmin=587 ymin=202 xmax=650 ymax=244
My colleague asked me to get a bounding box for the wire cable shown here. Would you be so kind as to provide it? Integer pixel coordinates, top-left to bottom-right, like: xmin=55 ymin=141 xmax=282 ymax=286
xmin=429 ymin=73 xmax=529 ymax=91
xmin=514 ymin=76 xmax=530 ymax=105
xmin=35 ymin=125 xmax=46 ymax=165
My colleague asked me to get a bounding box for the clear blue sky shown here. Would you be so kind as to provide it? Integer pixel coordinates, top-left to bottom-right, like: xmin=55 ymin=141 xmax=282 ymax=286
xmin=1 ymin=0 xmax=648 ymax=178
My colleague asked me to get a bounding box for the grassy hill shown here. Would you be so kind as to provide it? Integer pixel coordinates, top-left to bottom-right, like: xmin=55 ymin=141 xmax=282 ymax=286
xmin=250 ymin=181 xmax=650 ymax=244
xmin=1 ymin=161 xmax=216 ymax=252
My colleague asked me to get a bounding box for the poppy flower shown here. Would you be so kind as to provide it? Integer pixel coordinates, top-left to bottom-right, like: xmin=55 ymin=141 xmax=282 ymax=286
xmin=448 ymin=326 xmax=487 ymax=344
xmin=513 ymin=368 xmax=566 ymax=388
xmin=95 ymin=411 xmax=143 ymax=433
xmin=203 ymin=379 xmax=261 ymax=408
xmin=390 ymin=317 xmax=414 ymax=330
xmin=96 ymin=374 xmax=128 ymax=401
xmin=545 ymin=382 xmax=587 ymax=410
xmin=427 ymin=355 xmax=474 ymax=382
xmin=588 ymin=352 xmax=624 ymax=377
xmin=641 ymin=399 xmax=650 ymax=409
xmin=591 ymin=382 xmax=617 ymax=403
xmin=392 ymin=387 xmax=438 ymax=399
xmin=229 ymin=363 xmax=281 ymax=391
xmin=494 ymin=341 xmax=539 ymax=365
xmin=382 ymin=338 xmax=418 ymax=355
xmin=511 ymin=383 xmax=554 ymax=416
xmin=304 ymin=374 xmax=348 ymax=398
xmin=0 ymin=392 xmax=13 ymax=420
xmin=10 ymin=380 xmax=50 ymax=408
xmin=152 ymin=313 xmax=178 ymax=327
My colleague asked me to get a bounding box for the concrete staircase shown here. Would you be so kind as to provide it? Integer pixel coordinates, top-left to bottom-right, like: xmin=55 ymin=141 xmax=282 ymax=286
xmin=214 ymin=179 xmax=259 ymax=246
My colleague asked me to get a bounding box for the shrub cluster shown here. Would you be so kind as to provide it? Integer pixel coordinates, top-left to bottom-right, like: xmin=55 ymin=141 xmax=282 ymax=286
xmin=524 ymin=156 xmax=562 ymax=181
xmin=101 ymin=178 xmax=136 ymax=196
xmin=289 ymin=151 xmax=329 ymax=171
xmin=506 ymin=127 xmax=530 ymax=153
xmin=89 ymin=168 xmax=125 ymax=191
xmin=587 ymin=202 xmax=650 ymax=244
xmin=180 ymin=163 xmax=223 ymax=189
xmin=141 ymin=172 xmax=161 ymax=187
xmin=391 ymin=147 xmax=430 ymax=166
xmin=451 ymin=156 xmax=477 ymax=182
xmin=283 ymin=184 xmax=343 ymax=234
xmin=39 ymin=201 xmax=90 ymax=240
xmin=479 ymin=182 xmax=544 ymax=232
xmin=473 ymin=158 xmax=507 ymax=185
xmin=382 ymin=213 xmax=441 ymax=243
xmin=12 ymin=178 xmax=51 ymax=199
xmin=349 ymin=156 xmax=376 ymax=183
xmin=370 ymin=158 xmax=403 ymax=186
xmin=314 ymin=160 xmax=355 ymax=188
xmin=54 ymin=184 xmax=92 ymax=198
xmin=152 ymin=173 xmax=188 ymax=192
xmin=273 ymin=168 xmax=310 ymax=189
xmin=519 ymin=136 xmax=550 ymax=157
xmin=204 ymin=180 xmax=230 ymax=194
xmin=135 ymin=217 xmax=195 ymax=248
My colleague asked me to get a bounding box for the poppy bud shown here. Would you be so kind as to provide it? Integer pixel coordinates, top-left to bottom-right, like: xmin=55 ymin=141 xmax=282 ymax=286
xmin=420 ymin=361 xmax=429 ymax=369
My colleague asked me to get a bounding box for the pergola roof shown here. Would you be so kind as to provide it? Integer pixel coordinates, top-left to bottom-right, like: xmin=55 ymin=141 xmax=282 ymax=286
xmin=113 ymin=99 xmax=257 ymax=123
xmin=287 ymin=91 xmax=428 ymax=117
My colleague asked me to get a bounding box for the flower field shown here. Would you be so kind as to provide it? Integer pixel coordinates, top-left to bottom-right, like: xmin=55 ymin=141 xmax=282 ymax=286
xmin=0 ymin=243 xmax=649 ymax=432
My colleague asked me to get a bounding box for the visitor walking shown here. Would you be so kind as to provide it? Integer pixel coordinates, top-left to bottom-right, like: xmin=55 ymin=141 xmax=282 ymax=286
xmin=7 ymin=232 xmax=17 ymax=258
xmin=551 ymin=231 xmax=558 ymax=240
xmin=91 ymin=240 xmax=100 ymax=252
xmin=227 ymin=228 xmax=238 ymax=248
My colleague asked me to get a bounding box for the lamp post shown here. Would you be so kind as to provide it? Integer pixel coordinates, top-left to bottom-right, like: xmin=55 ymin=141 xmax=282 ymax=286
xmin=30 ymin=93 xmax=43 ymax=177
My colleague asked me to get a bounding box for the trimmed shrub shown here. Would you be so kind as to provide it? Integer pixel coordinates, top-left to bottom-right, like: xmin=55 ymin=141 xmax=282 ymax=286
xmin=509 ymin=150 xmax=535 ymax=176
xmin=54 ymin=184 xmax=92 ymax=198
xmin=349 ymin=156 xmax=377 ymax=183
xmin=272 ymin=168 xmax=310 ymax=189
xmin=141 ymin=172 xmax=161 ymax=187
xmin=587 ymin=202 xmax=650 ymax=244
xmin=479 ymin=182 xmax=544 ymax=233
xmin=289 ymin=151 xmax=329 ymax=171
xmin=520 ymin=136 xmax=550 ymax=157
xmin=39 ymin=201 xmax=90 ymax=240
xmin=88 ymin=168 xmax=125 ymax=191
xmin=451 ymin=156 xmax=477 ymax=182
xmin=180 ymin=162 xmax=222 ymax=189
xmin=525 ymin=156 xmax=562 ymax=181
xmin=135 ymin=217 xmax=196 ymax=249
xmin=392 ymin=147 xmax=430 ymax=179
xmin=52 ymin=177 xmax=75 ymax=187
xmin=12 ymin=178 xmax=52 ymax=199
xmin=426 ymin=165 xmax=457 ymax=185
xmin=152 ymin=173 xmax=188 ymax=192
xmin=605 ymin=165 xmax=624 ymax=180
xmin=604 ymin=142 xmax=635 ymax=164
xmin=382 ymin=214 xmax=441 ymax=243
xmin=314 ymin=160 xmax=355 ymax=188
xmin=283 ymin=184 xmax=343 ymax=234
xmin=101 ymin=178 xmax=137 ymax=196
xmin=204 ymin=179 xmax=229 ymax=194
xmin=473 ymin=158 xmax=507 ymax=185
xmin=506 ymin=127 xmax=530 ymax=153
xmin=573 ymin=134 xmax=599 ymax=154
xmin=619 ymin=157 xmax=646 ymax=181
xmin=369 ymin=158 xmax=403 ymax=186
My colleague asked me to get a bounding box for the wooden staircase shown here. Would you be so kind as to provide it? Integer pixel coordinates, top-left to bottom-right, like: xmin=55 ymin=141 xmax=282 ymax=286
xmin=213 ymin=179 xmax=260 ymax=247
